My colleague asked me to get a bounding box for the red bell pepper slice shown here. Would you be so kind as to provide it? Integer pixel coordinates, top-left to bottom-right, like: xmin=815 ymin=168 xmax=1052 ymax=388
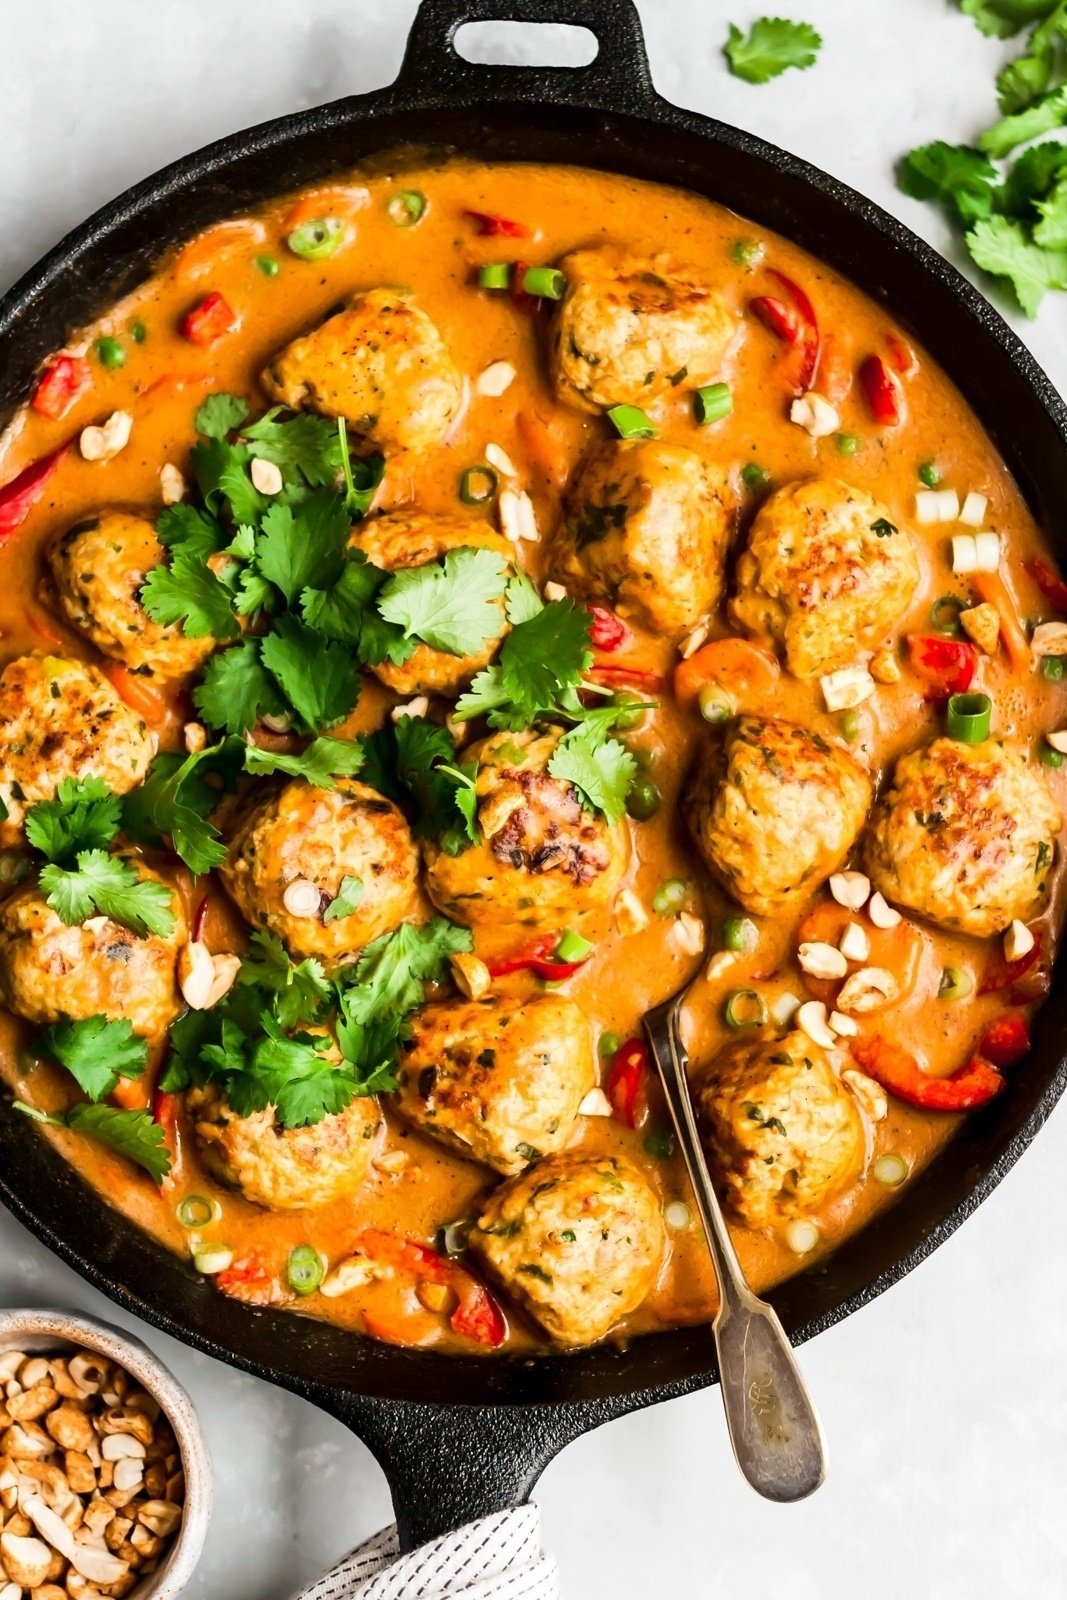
xmin=750 ymin=295 xmax=802 ymax=344
xmin=768 ymin=270 xmax=820 ymax=392
xmin=215 ymin=1250 xmax=276 ymax=1305
xmin=851 ymin=1036 xmax=1003 ymax=1113
xmin=151 ymin=1089 xmax=183 ymax=1186
xmin=979 ymin=928 xmax=1044 ymax=997
xmin=859 ymin=354 xmax=903 ymax=426
xmin=355 ymin=1228 xmax=506 ymax=1347
xmin=450 ymin=1273 xmax=507 ymax=1348
xmin=885 ymin=332 xmax=918 ymax=378
xmin=977 ymin=1013 xmax=1030 ymax=1071
xmin=606 ymin=1038 xmax=649 ymax=1128
xmin=905 ymin=634 xmax=977 ymax=697
xmin=1026 ymin=557 xmax=1067 ymax=614
xmin=355 ymin=1227 xmax=451 ymax=1284
xmin=487 ymin=935 xmax=589 ymax=982
xmin=587 ymin=606 xmax=632 ymax=653
xmin=180 ymin=291 xmax=238 ymax=347
xmin=464 ymin=209 xmax=530 ymax=238
xmin=31 ymin=355 xmax=91 ymax=421
xmin=0 ymin=445 xmax=67 ymax=539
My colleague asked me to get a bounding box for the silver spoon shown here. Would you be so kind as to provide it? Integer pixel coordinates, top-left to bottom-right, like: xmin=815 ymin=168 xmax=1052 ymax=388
xmin=644 ymin=986 xmax=827 ymax=1502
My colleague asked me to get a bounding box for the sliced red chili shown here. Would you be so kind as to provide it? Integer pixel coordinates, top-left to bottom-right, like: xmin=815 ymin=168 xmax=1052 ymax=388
xmin=151 ymin=1089 xmax=182 ymax=1185
xmin=851 ymin=1036 xmax=1003 ymax=1113
xmin=885 ymin=332 xmax=918 ymax=378
xmin=905 ymin=634 xmax=978 ymax=697
xmin=979 ymin=928 xmax=1043 ymax=996
xmin=450 ymin=1273 xmax=507 ymax=1348
xmin=587 ymin=606 xmax=632 ymax=653
xmin=606 ymin=1038 xmax=648 ymax=1128
xmin=767 ymin=269 xmax=820 ymax=392
xmin=510 ymin=258 xmax=540 ymax=315
xmin=750 ymin=295 xmax=802 ymax=344
xmin=858 ymin=354 xmax=903 ymax=426
xmin=356 ymin=1228 xmax=506 ymax=1347
xmin=1026 ymin=557 xmax=1067 ymax=614
xmin=588 ymin=662 xmax=666 ymax=690
xmin=0 ymin=445 xmax=67 ymax=539
xmin=191 ymin=896 xmax=210 ymax=944
xmin=486 ymin=936 xmax=588 ymax=981
xmin=977 ymin=1013 xmax=1030 ymax=1071
xmin=464 ymin=209 xmax=530 ymax=238
xmin=31 ymin=355 xmax=91 ymax=422
xmin=180 ymin=291 xmax=238 ymax=347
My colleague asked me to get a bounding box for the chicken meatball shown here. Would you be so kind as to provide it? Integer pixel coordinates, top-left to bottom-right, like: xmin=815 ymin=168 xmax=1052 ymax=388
xmin=469 ymin=1152 xmax=664 ymax=1346
xmin=550 ymin=247 xmax=737 ymax=414
xmin=864 ymin=738 xmax=1060 ymax=937
xmin=0 ymin=866 xmax=185 ymax=1038
xmin=422 ymin=729 xmax=629 ymax=933
xmin=220 ymin=778 xmax=419 ymax=968
xmin=354 ymin=511 xmax=513 ymax=696
xmin=45 ymin=510 xmax=215 ymax=679
xmin=188 ymin=1081 xmax=381 ymax=1210
xmin=392 ymin=994 xmax=595 ymax=1174
xmin=261 ymin=289 xmax=463 ymax=453
xmin=694 ymin=1031 xmax=865 ymax=1229
xmin=0 ymin=655 xmax=155 ymax=843
xmin=554 ymin=441 xmax=734 ymax=635
xmin=730 ymin=478 xmax=920 ymax=678
xmin=684 ymin=716 xmax=872 ymax=916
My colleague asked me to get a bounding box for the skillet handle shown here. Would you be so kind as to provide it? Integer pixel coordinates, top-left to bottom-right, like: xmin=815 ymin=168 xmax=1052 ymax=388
xmin=393 ymin=0 xmax=657 ymax=110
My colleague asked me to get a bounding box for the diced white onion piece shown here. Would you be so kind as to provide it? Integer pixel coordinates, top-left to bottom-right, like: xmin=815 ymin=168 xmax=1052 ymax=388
xmin=838 ymin=921 xmax=871 ymax=963
xmin=874 ymin=1152 xmax=909 ymax=1186
xmin=936 ymin=488 xmax=961 ymax=523
xmin=915 ymin=489 xmax=942 ymax=525
xmin=797 ymin=999 xmax=836 ymax=1048
xmin=770 ymin=991 xmax=801 ymax=1027
xmin=543 ymin=580 xmax=568 ymax=602
xmin=391 ymin=696 xmax=430 ymax=722
xmin=1046 ymin=729 xmax=1067 ymax=753
xmin=829 ymin=870 xmax=870 ymax=911
xmin=798 ymin=941 xmax=848 ymax=980
xmin=193 ymin=1247 xmax=234 ymax=1275
xmin=829 ymin=1010 xmax=859 ymax=1038
xmin=959 ymin=491 xmax=988 ymax=527
xmin=974 ymin=531 xmax=1001 ymax=572
xmin=1031 ymin=622 xmax=1067 ymax=657
xmin=820 ymin=666 xmax=875 ymax=712
xmin=790 ymin=392 xmax=840 ymax=438
xmin=578 ymin=1088 xmax=613 ymax=1118
xmin=664 ymin=1200 xmax=692 ymax=1232
xmin=784 ymin=1220 xmax=820 ymax=1255
xmin=475 ymin=360 xmax=516 ymax=397
xmin=868 ymin=892 xmax=901 ymax=929
xmin=1004 ymin=919 xmax=1035 ymax=961
xmin=484 ymin=441 xmax=517 ymax=478
xmin=951 ymin=533 xmax=978 ymax=574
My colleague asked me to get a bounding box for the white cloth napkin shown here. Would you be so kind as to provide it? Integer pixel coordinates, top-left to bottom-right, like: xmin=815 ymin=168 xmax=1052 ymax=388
xmin=293 ymin=1504 xmax=559 ymax=1600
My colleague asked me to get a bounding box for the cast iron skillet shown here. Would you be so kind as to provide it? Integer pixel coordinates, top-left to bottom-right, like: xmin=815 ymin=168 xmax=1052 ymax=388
xmin=2 ymin=0 xmax=1067 ymax=1556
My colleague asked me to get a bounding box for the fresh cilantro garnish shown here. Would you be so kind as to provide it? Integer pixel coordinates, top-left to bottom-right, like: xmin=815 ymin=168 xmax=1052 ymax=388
xmin=962 ymin=0 xmax=1062 ymax=39
xmin=141 ymin=552 xmax=241 ymax=640
xmin=338 ymin=918 xmax=473 ymax=1030
xmin=235 ymin=931 xmax=333 ymax=1031
xmin=455 ymin=581 xmax=593 ymax=729
xmin=241 ymin=407 xmax=344 ymax=487
xmin=195 ymin=392 xmax=250 ymax=439
xmin=156 ymin=502 xmax=226 ymax=559
xmin=193 ymin=639 xmax=288 ymax=736
xmin=39 ymin=850 xmax=176 ymax=938
xmin=897 ymin=142 xmax=999 ymax=226
xmin=376 ymin=546 xmax=510 ymax=655
xmin=724 ymin=16 xmax=822 ymax=83
xmin=24 ymin=777 xmax=121 ymax=864
xmin=364 ymin=717 xmax=478 ymax=856
xmin=547 ymin=723 xmax=637 ymax=826
xmin=259 ymin=614 xmax=362 ymax=733
xmin=323 ymin=875 xmax=364 ymax=924
xmin=122 ymin=740 xmax=243 ymax=875
xmin=16 ymin=1100 xmax=171 ymax=1184
xmin=254 ymin=491 xmax=349 ymax=604
xmin=37 ymin=1015 xmax=147 ymax=1103
xmin=243 ymin=735 xmax=365 ymax=789
xmin=979 ymin=85 xmax=1067 ymax=158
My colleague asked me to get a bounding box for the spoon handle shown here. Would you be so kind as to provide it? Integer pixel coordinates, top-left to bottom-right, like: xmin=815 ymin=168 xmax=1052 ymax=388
xmin=643 ymin=1000 xmax=827 ymax=1502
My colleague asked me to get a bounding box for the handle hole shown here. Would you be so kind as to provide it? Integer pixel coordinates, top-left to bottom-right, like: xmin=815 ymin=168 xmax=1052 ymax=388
xmin=454 ymin=20 xmax=598 ymax=69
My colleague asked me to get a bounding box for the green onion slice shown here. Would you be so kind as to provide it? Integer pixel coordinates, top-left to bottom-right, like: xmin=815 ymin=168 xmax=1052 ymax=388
xmin=1042 ymin=656 xmax=1066 ymax=681
xmin=286 ymin=1244 xmax=326 ymax=1296
xmin=693 ymin=383 xmax=733 ymax=426
xmin=698 ymin=684 xmax=733 ymax=724
xmin=478 ymin=263 xmax=511 ymax=290
xmin=1041 ymin=742 xmax=1065 ymax=768
xmin=177 ymin=1194 xmax=218 ymax=1229
xmin=730 ymin=239 xmax=764 ymax=270
xmin=946 ymin=691 xmax=991 ymax=743
xmin=722 ymin=915 xmax=758 ymax=954
xmin=873 ymin=1152 xmax=908 ymax=1187
xmin=938 ymin=965 xmax=974 ymax=1001
xmin=930 ymin=595 xmax=966 ymax=636
xmin=388 ymin=190 xmax=427 ymax=228
xmin=555 ymin=929 xmax=595 ymax=964
xmin=438 ymin=1219 xmax=473 ymax=1257
xmin=287 ymin=218 xmax=347 ymax=261
xmin=459 ymin=465 xmax=498 ymax=505
xmin=839 ymin=708 xmax=863 ymax=742
xmin=652 ymin=878 xmax=689 ymax=916
xmin=607 ymin=404 xmax=657 ymax=441
xmin=724 ymin=989 xmax=768 ymax=1029
xmin=521 ymin=266 xmax=566 ymax=300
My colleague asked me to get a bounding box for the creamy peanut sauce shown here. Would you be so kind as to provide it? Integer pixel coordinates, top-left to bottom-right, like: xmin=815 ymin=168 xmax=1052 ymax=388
xmin=1 ymin=157 xmax=1065 ymax=1353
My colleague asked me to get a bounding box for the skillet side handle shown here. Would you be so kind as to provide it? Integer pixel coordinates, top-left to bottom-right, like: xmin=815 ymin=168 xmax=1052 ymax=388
xmin=393 ymin=0 xmax=656 ymax=111
xmin=328 ymin=1392 xmax=602 ymax=1552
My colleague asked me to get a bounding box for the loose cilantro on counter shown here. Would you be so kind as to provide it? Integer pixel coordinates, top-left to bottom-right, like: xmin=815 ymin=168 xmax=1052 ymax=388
xmin=724 ymin=17 xmax=822 ymax=83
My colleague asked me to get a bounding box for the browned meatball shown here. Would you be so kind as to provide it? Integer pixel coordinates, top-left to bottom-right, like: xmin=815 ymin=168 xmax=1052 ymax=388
xmin=864 ymin=738 xmax=1061 ymax=937
xmin=220 ymin=779 xmax=419 ymax=968
xmin=261 ymin=289 xmax=464 ymax=453
xmin=353 ymin=511 xmax=513 ymax=696
xmin=188 ymin=1081 xmax=381 ymax=1210
xmin=0 ymin=655 xmax=155 ymax=844
xmin=469 ymin=1152 xmax=664 ymax=1346
xmin=46 ymin=510 xmax=215 ymax=679
xmin=554 ymin=441 xmax=734 ymax=635
xmin=695 ymin=1031 xmax=866 ymax=1229
xmin=550 ymin=247 xmax=737 ymax=413
xmin=392 ymin=994 xmax=595 ymax=1173
xmin=422 ymin=729 xmax=629 ymax=934
xmin=730 ymin=478 xmax=921 ymax=678
xmin=684 ymin=716 xmax=872 ymax=916
xmin=0 ymin=866 xmax=185 ymax=1038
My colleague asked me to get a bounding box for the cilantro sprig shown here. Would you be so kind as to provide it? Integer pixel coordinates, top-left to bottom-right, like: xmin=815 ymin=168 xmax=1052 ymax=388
xmin=17 ymin=1100 xmax=171 ymax=1184
xmin=363 ymin=716 xmax=478 ymax=857
xmin=724 ymin=17 xmax=822 ymax=83
xmin=24 ymin=777 xmax=121 ymax=862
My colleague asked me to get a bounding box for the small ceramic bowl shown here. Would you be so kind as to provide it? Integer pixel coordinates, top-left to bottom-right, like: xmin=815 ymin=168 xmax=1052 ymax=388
xmin=0 ymin=1307 xmax=211 ymax=1599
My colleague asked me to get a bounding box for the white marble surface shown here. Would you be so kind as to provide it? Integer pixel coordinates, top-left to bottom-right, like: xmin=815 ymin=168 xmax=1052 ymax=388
xmin=2 ymin=3 xmax=1066 ymax=1596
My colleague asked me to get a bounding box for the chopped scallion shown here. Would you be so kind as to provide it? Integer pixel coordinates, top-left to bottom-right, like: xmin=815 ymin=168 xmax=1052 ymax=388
xmin=287 ymin=217 xmax=347 ymax=261
xmin=459 ymin=465 xmax=498 ymax=505
xmin=521 ymin=265 xmax=566 ymax=300
xmin=1042 ymin=656 xmax=1066 ymax=682
xmin=652 ymin=878 xmax=689 ymax=916
xmin=938 ymin=966 xmax=974 ymax=1001
xmin=607 ymin=404 xmax=657 ymax=441
xmin=555 ymin=929 xmax=595 ymax=964
xmin=741 ymin=462 xmax=770 ymax=490
xmin=256 ymin=255 xmax=280 ymax=277
xmin=722 ymin=915 xmax=758 ymax=954
xmin=598 ymin=1031 xmax=620 ymax=1059
xmin=698 ymin=684 xmax=733 ymax=724
xmin=930 ymin=595 xmax=966 ymax=636
xmin=286 ymin=1243 xmax=326 ymax=1296
xmin=478 ymin=263 xmax=511 ymax=290
xmin=918 ymin=460 xmax=941 ymax=488
xmin=693 ymin=382 xmax=733 ymax=426
xmin=177 ymin=1194 xmax=218 ymax=1229
xmin=835 ymin=432 xmax=860 ymax=456
xmin=873 ymin=1152 xmax=908 ymax=1187
xmin=730 ymin=239 xmax=765 ymax=270
xmin=724 ymin=989 xmax=767 ymax=1029
xmin=946 ymin=691 xmax=991 ymax=743
xmin=388 ymin=190 xmax=427 ymax=228
xmin=1040 ymin=741 xmax=1064 ymax=769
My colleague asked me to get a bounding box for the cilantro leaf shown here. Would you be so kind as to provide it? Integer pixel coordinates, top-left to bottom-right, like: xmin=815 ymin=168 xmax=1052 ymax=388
xmin=341 ymin=918 xmax=472 ymax=1029
xmin=497 ymin=597 xmax=593 ymax=723
xmin=40 ymin=850 xmax=177 ymax=938
xmin=547 ymin=723 xmax=637 ymax=825
xmin=195 ymin=392 xmax=250 ymax=439
xmin=979 ymin=86 xmax=1067 ymax=157
xmin=966 ymin=213 xmax=1067 ymax=312
xmin=243 ymin=735 xmax=365 ymax=789
xmin=1001 ymin=140 xmax=1067 ymax=216
xmin=38 ymin=1015 xmax=148 ymax=1103
xmin=156 ymin=503 xmax=226 ymax=559
xmin=335 ymin=424 xmax=385 ymax=518
xmin=24 ymin=778 xmax=121 ymax=864
xmin=323 ymin=874 xmax=364 ymax=924
xmin=997 ymin=39 xmax=1058 ymax=113
xmin=503 ymin=571 xmax=544 ymax=626
xmin=260 ymin=613 xmax=361 ymax=732
xmin=376 ymin=547 xmax=510 ymax=655
xmin=236 ymin=932 xmax=332 ymax=1031
xmin=191 ymin=436 xmax=266 ymax=528
xmin=724 ymin=16 xmax=822 ymax=83
xmin=1035 ymin=172 xmax=1067 ymax=245
xmin=240 ymin=408 xmax=344 ymax=487
xmin=194 ymin=639 xmax=287 ymax=735
xmin=17 ymin=1100 xmax=172 ymax=1184
xmin=962 ymin=0 xmax=1060 ymax=39
xmin=122 ymin=740 xmax=243 ymax=874
xmin=255 ymin=491 xmax=349 ymax=604
xmin=372 ymin=717 xmax=479 ymax=855
xmin=213 ymin=1012 xmax=354 ymax=1129
xmin=898 ymin=142 xmax=999 ymax=225
xmin=140 ymin=552 xmax=241 ymax=640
